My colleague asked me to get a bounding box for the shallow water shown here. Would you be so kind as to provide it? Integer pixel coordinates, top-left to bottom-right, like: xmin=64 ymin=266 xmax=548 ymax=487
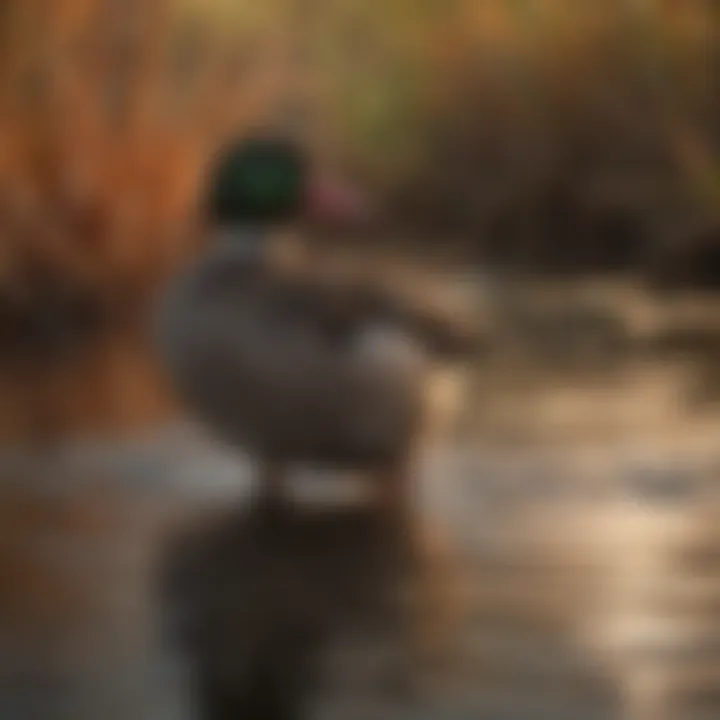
xmin=1 ymin=416 xmax=720 ymax=719
xmin=3 ymin=278 xmax=720 ymax=719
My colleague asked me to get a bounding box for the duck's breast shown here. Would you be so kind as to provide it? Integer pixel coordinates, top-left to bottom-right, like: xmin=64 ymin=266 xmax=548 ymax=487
xmin=155 ymin=256 xmax=430 ymax=461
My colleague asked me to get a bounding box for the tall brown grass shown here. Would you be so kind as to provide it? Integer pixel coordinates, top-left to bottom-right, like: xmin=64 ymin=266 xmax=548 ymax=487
xmin=0 ymin=0 xmax=280 ymax=310
xmin=391 ymin=1 xmax=720 ymax=253
xmin=0 ymin=0 xmax=284 ymax=438
xmin=1 ymin=0 xmax=718 ymax=303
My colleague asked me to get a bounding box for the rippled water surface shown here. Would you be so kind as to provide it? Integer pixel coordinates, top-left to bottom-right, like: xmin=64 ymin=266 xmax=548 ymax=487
xmin=3 ymin=279 xmax=720 ymax=719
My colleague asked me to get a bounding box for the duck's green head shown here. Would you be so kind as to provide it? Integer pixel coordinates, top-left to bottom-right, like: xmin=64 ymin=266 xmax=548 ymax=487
xmin=208 ymin=136 xmax=307 ymax=226
xmin=207 ymin=135 xmax=369 ymax=229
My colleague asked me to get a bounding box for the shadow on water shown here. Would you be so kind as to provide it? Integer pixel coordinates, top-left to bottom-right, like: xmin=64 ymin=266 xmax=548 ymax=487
xmin=161 ymin=502 xmax=404 ymax=720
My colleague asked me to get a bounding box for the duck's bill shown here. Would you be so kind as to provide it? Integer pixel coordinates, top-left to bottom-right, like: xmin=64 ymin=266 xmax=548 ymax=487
xmin=304 ymin=170 xmax=373 ymax=226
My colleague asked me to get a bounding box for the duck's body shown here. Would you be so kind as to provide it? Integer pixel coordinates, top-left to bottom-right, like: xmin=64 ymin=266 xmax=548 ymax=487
xmin=156 ymin=234 xmax=431 ymax=467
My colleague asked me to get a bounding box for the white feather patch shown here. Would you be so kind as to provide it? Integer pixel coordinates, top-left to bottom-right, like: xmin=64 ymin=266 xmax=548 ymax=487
xmin=353 ymin=325 xmax=426 ymax=374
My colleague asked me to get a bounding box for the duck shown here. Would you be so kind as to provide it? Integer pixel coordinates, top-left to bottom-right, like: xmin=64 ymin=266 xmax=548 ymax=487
xmin=155 ymin=134 xmax=479 ymax=714
xmin=155 ymin=133 xmax=478 ymax=509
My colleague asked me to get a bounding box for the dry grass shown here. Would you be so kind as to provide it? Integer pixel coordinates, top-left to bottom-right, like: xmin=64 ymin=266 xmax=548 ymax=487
xmin=0 ymin=0 xmax=280 ymax=311
xmin=0 ymin=0 xmax=718 ymax=303
xmin=0 ymin=0 xmax=286 ymax=438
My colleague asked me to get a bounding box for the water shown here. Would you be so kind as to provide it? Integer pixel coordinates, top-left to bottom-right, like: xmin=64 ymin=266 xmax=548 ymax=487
xmin=2 ymin=418 xmax=720 ymax=719
xmin=3 ymin=277 xmax=720 ymax=718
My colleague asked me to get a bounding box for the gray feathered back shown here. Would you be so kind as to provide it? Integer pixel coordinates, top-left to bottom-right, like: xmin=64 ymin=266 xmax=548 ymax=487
xmin=155 ymin=241 xmax=429 ymax=465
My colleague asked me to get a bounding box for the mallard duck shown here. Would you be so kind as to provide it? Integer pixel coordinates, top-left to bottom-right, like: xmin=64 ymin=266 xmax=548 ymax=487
xmin=155 ymin=135 xmax=478 ymax=713
xmin=156 ymin=134 xmax=477 ymax=505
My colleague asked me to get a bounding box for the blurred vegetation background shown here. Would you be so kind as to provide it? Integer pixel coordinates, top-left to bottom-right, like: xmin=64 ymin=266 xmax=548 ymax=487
xmin=1 ymin=0 xmax=720 ymax=439
xmin=6 ymin=7 xmax=720 ymax=719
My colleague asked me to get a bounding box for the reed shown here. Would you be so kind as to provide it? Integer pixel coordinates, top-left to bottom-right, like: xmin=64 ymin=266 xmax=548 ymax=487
xmin=0 ymin=0 xmax=281 ymax=437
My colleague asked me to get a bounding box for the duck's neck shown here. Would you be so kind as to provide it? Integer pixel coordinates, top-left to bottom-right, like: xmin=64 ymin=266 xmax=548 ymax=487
xmin=212 ymin=225 xmax=308 ymax=272
xmin=214 ymin=225 xmax=269 ymax=259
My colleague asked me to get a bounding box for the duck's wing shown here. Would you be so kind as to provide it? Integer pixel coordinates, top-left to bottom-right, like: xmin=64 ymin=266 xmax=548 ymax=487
xmin=395 ymin=295 xmax=482 ymax=359
xmin=331 ymin=271 xmax=483 ymax=360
